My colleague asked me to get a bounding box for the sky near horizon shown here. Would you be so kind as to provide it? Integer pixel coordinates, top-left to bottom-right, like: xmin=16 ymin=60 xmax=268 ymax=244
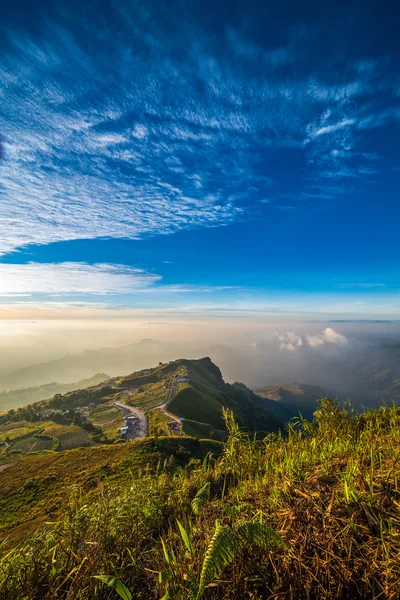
xmin=0 ymin=0 xmax=399 ymax=320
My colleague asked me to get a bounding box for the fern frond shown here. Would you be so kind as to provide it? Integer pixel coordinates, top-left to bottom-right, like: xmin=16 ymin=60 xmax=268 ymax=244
xmin=198 ymin=522 xmax=238 ymax=597
xmin=191 ymin=482 xmax=210 ymax=515
xmin=235 ymin=522 xmax=284 ymax=548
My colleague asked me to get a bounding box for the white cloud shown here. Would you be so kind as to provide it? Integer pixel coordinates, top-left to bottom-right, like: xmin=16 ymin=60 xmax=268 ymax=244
xmin=132 ymin=124 xmax=148 ymax=139
xmin=312 ymin=118 xmax=355 ymax=137
xmin=0 ymin=262 xmax=160 ymax=296
xmin=275 ymin=331 xmax=303 ymax=351
xmin=0 ymin=262 xmax=239 ymax=298
xmin=271 ymin=327 xmax=348 ymax=351
xmin=306 ymin=327 xmax=347 ymax=348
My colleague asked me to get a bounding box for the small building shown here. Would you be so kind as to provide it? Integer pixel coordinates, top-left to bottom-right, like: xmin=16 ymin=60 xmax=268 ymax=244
xmin=118 ymin=426 xmax=129 ymax=436
xmin=88 ymin=402 xmax=96 ymax=408
xmin=176 ymin=377 xmax=190 ymax=383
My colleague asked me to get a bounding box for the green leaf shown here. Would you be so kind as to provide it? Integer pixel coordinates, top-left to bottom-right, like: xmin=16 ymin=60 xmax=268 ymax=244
xmin=158 ymin=571 xmax=169 ymax=584
xmin=93 ymin=575 xmax=132 ymax=600
xmin=235 ymin=522 xmax=284 ymax=548
xmin=191 ymin=482 xmax=210 ymax=515
xmin=177 ymin=519 xmax=194 ymax=556
xmin=161 ymin=538 xmax=171 ymax=566
xmin=198 ymin=523 xmax=238 ymax=598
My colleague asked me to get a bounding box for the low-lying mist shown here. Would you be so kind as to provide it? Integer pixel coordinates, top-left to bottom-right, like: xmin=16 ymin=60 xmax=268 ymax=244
xmin=0 ymin=318 xmax=399 ymax=406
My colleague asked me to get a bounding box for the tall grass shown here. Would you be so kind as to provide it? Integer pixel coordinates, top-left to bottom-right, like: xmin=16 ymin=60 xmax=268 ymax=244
xmin=0 ymin=400 xmax=399 ymax=599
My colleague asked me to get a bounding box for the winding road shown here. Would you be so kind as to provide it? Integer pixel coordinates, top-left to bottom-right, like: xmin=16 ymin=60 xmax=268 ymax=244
xmin=113 ymin=377 xmax=182 ymax=439
xmin=158 ymin=380 xmax=181 ymax=427
xmin=114 ymin=398 xmax=147 ymax=440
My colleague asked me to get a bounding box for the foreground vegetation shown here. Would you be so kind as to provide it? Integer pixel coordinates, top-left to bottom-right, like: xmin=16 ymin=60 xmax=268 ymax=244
xmin=0 ymin=400 xmax=399 ymax=599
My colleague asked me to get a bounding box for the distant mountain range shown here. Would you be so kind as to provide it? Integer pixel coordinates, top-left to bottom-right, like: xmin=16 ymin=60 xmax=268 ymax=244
xmin=0 ymin=339 xmax=168 ymax=392
xmin=254 ymin=382 xmax=336 ymax=420
xmin=0 ymin=373 xmax=109 ymax=412
xmin=0 ymin=338 xmax=399 ymax=415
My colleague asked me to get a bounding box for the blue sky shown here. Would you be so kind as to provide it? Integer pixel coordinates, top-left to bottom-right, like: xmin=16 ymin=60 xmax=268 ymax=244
xmin=0 ymin=0 xmax=399 ymax=319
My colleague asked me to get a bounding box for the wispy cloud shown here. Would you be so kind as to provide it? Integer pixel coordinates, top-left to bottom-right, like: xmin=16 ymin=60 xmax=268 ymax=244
xmin=0 ymin=7 xmax=399 ymax=256
xmin=0 ymin=263 xmax=160 ymax=296
xmin=311 ymin=118 xmax=355 ymax=137
xmin=0 ymin=262 xmax=238 ymax=298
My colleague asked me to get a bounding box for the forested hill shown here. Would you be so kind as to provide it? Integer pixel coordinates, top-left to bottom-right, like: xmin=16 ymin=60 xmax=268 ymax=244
xmin=0 ymin=373 xmax=109 ymax=412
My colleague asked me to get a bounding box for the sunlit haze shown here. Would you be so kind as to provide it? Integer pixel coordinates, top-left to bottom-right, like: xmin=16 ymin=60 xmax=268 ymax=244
xmin=0 ymin=0 xmax=399 ymax=395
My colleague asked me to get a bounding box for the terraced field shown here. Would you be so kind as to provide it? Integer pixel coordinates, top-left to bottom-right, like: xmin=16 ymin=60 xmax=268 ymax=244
xmin=0 ymin=421 xmax=40 ymax=442
xmin=58 ymin=428 xmax=94 ymax=450
xmin=128 ymin=380 xmax=169 ymax=410
xmin=11 ymin=436 xmax=53 ymax=452
xmin=90 ymin=405 xmax=120 ymax=424
xmin=132 ymin=393 xmax=167 ymax=410
xmin=41 ymin=422 xmax=78 ymax=437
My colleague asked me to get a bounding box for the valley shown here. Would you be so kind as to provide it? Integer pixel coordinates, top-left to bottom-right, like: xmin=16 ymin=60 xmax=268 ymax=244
xmin=0 ymin=355 xmax=399 ymax=599
xmin=0 ymin=357 xmax=287 ymax=460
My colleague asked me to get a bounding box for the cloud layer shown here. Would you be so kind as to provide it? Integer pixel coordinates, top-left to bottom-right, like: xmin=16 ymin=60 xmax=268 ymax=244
xmin=0 ymin=5 xmax=399 ymax=256
xmin=275 ymin=327 xmax=347 ymax=351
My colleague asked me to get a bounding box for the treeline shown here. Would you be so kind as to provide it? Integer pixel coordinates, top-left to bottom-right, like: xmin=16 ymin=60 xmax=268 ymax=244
xmin=0 ymin=386 xmax=114 ymax=426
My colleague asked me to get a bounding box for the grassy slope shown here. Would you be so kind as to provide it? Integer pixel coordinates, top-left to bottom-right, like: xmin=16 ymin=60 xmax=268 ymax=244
xmin=168 ymin=357 xmax=283 ymax=437
xmin=0 ymin=401 xmax=399 ymax=599
xmin=147 ymin=408 xmax=177 ymax=436
xmin=0 ymin=436 xmax=221 ymax=546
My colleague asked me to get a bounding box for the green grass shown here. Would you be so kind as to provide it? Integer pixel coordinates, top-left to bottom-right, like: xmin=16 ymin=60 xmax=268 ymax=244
xmin=167 ymin=358 xmax=283 ymax=434
xmin=41 ymin=421 xmax=76 ymax=437
xmin=0 ymin=421 xmax=40 ymax=442
xmin=0 ymin=401 xmax=399 ymax=599
xmin=0 ymin=419 xmax=101 ymax=455
xmin=148 ymin=408 xmax=181 ymax=436
xmin=181 ymin=418 xmax=224 ymax=439
xmin=11 ymin=436 xmax=53 ymax=452
xmin=132 ymin=393 xmax=167 ymax=410
xmin=0 ymin=436 xmax=221 ymax=547
xmin=58 ymin=428 xmax=94 ymax=450
xmin=90 ymin=405 xmax=120 ymax=424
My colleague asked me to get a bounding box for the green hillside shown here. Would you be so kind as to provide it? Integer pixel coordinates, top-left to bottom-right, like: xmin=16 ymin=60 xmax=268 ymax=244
xmin=0 ymin=357 xmax=284 ymax=458
xmin=0 ymin=400 xmax=399 ymax=599
xmin=0 ymin=436 xmax=222 ymax=546
xmin=167 ymin=357 xmax=283 ymax=437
